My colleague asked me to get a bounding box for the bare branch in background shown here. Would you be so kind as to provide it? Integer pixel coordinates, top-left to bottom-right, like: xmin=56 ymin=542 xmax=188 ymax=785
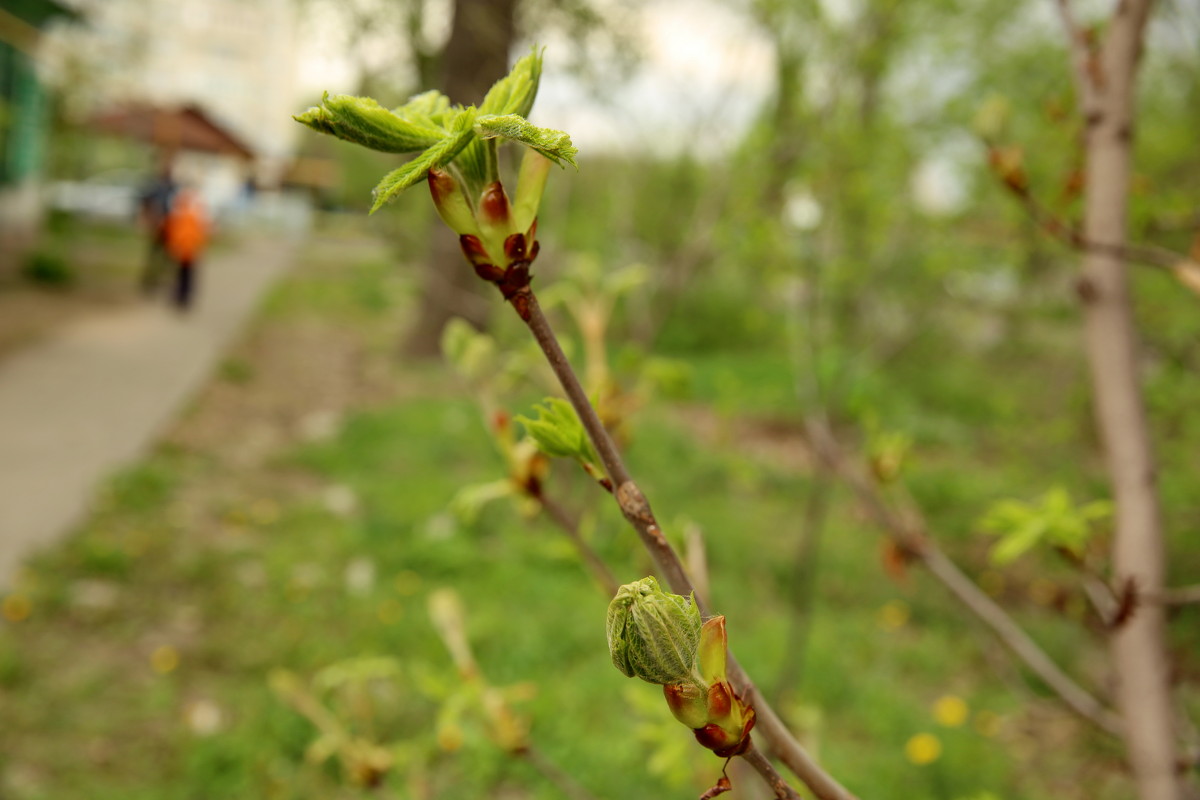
xmin=802 ymin=415 xmax=1124 ymax=737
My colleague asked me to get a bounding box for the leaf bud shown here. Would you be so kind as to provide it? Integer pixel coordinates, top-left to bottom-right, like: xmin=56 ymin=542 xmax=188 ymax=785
xmin=428 ymin=168 xmax=480 ymax=237
xmin=606 ymin=577 xmax=701 ymax=685
xmin=478 ymin=181 xmax=512 ymax=226
xmin=512 ymin=149 xmax=552 ymax=234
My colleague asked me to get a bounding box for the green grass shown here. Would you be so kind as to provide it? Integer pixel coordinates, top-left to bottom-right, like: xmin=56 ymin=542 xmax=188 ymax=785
xmin=1 ymin=222 xmax=1193 ymax=800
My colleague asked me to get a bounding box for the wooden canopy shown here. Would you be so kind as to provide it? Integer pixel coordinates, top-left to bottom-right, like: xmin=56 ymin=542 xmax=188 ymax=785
xmin=88 ymin=103 xmax=255 ymax=160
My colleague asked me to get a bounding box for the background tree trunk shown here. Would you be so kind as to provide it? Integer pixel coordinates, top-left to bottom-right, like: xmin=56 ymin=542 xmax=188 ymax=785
xmin=402 ymin=0 xmax=519 ymax=357
xmin=1063 ymin=1 xmax=1182 ymax=797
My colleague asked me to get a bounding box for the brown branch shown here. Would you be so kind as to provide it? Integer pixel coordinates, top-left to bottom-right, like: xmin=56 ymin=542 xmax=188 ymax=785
xmin=741 ymin=742 xmax=803 ymax=800
xmin=532 ymin=489 xmax=621 ymax=597
xmin=1054 ymin=0 xmax=1102 ymax=119
xmin=802 ymin=415 xmax=1125 ymax=737
xmin=520 ymin=288 xmax=711 ymax=605
xmin=520 ymin=745 xmax=604 ymax=800
xmin=996 ymin=172 xmax=1191 ymax=274
xmin=1153 ymin=585 xmax=1200 ymax=607
xmin=506 ymin=285 xmax=855 ymax=800
xmin=1066 ymin=0 xmax=1182 ymax=796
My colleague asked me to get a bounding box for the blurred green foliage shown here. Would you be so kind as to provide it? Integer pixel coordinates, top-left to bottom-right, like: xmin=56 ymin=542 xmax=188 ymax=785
xmin=6 ymin=1 xmax=1199 ymax=798
xmin=20 ymin=250 xmax=74 ymax=288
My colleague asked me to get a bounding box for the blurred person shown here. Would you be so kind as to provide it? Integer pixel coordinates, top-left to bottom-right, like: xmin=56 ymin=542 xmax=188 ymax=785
xmin=138 ymin=160 xmax=177 ymax=294
xmin=163 ymin=187 xmax=209 ymax=311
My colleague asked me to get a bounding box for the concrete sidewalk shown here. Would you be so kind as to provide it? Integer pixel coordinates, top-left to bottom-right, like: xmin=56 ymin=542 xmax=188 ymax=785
xmin=0 ymin=233 xmax=297 ymax=589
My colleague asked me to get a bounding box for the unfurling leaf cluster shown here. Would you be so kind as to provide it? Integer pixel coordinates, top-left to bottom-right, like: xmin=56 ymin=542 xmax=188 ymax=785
xmin=516 ymin=397 xmax=601 ymax=471
xmin=294 ymin=48 xmax=576 ymax=214
xmin=980 ymin=487 xmax=1113 ymax=565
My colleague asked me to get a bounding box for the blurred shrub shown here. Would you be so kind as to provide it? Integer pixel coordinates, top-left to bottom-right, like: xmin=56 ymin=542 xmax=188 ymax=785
xmin=654 ymin=277 xmax=774 ymax=353
xmin=21 ymin=250 xmax=74 ymax=289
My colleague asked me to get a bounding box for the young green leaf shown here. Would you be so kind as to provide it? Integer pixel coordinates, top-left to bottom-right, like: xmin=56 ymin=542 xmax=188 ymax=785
xmin=295 ymin=93 xmax=447 ymax=154
xmin=980 ymin=487 xmax=1113 ymax=565
xmin=451 ymin=480 xmax=518 ymax=525
xmin=479 ymin=47 xmax=544 ymax=119
xmin=394 ymin=89 xmax=453 ymax=126
xmin=370 ymin=109 xmax=478 ymax=212
xmin=475 ymin=114 xmax=579 ymax=168
xmin=514 ymin=399 xmax=570 ymax=453
xmin=515 ymin=397 xmax=587 ymax=460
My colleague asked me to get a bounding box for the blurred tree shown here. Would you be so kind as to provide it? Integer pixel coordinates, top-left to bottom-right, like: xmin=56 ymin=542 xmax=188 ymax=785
xmin=402 ymin=0 xmax=641 ymax=356
xmin=302 ymin=0 xmax=640 ymax=356
xmin=1055 ymin=2 xmax=1182 ymax=798
xmin=402 ymin=0 xmax=520 ymax=356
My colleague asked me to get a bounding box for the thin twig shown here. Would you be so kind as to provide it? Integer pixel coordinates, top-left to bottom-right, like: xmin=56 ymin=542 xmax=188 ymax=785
xmin=1153 ymin=585 xmax=1200 ymax=607
xmin=521 ymin=290 xmax=706 ymax=605
xmin=1081 ymin=572 xmax=1120 ymax=623
xmin=506 ymin=286 xmax=855 ymax=800
xmin=741 ymin=742 xmax=803 ymax=800
xmin=997 ymin=171 xmax=1191 ymax=274
xmin=802 ymin=415 xmax=1125 ymax=738
xmin=521 ymin=745 xmax=604 ymax=800
xmin=775 ymin=468 xmax=834 ymax=702
xmin=1053 ymin=0 xmax=1102 ymax=119
xmin=533 ymin=489 xmax=622 ymax=597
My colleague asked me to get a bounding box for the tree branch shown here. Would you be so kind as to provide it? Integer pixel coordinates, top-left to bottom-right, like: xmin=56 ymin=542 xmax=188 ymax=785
xmin=1066 ymin=0 xmax=1183 ymax=796
xmin=520 ymin=288 xmax=713 ymax=606
xmin=994 ymin=170 xmax=1193 ymax=274
xmin=741 ymin=742 xmax=803 ymax=800
xmin=1054 ymin=0 xmax=1102 ymax=119
xmin=508 ymin=286 xmax=856 ymax=800
xmin=530 ymin=488 xmax=621 ymax=597
xmin=521 ymin=745 xmax=604 ymax=800
xmin=802 ymin=415 xmax=1125 ymax=737
xmin=1154 ymin=585 xmax=1200 ymax=607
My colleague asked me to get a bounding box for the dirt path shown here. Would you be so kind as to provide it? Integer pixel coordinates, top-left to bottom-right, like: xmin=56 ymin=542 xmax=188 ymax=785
xmin=0 ymin=234 xmax=298 ymax=589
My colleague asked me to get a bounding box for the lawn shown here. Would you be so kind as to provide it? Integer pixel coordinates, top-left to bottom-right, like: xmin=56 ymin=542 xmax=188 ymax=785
xmin=0 ymin=219 xmax=1194 ymax=800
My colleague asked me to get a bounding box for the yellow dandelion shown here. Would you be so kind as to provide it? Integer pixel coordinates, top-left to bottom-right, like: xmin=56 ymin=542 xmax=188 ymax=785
xmin=151 ymin=645 xmax=180 ymax=674
xmin=905 ymin=732 xmax=942 ymax=765
xmin=878 ymin=600 xmax=910 ymax=631
xmin=2 ymin=594 xmax=31 ymax=623
xmin=974 ymin=710 xmax=1001 ymax=737
xmin=933 ymin=695 xmax=969 ymax=728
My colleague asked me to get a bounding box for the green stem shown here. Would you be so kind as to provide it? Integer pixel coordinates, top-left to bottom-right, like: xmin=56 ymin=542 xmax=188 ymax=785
xmin=484 ymin=138 xmax=500 ymax=186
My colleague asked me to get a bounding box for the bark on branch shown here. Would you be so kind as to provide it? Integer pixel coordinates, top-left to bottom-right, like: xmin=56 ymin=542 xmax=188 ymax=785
xmin=513 ymin=288 xmax=857 ymax=800
xmin=1055 ymin=2 xmax=1183 ymax=798
xmin=802 ymin=415 xmax=1124 ymax=736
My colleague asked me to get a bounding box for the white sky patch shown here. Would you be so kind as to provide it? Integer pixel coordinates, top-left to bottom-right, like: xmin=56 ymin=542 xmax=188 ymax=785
xmin=533 ymin=0 xmax=774 ymax=157
xmin=295 ymin=4 xmax=360 ymax=98
xmin=911 ymin=133 xmax=976 ymax=216
xmin=783 ymin=185 xmax=823 ymax=230
xmin=816 ymin=0 xmax=860 ymax=28
xmin=292 ymin=0 xmax=772 ymax=157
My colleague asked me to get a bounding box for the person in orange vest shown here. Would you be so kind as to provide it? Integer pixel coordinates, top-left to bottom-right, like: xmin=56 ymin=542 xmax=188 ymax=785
xmin=138 ymin=161 xmax=177 ymax=293
xmin=163 ymin=187 xmax=209 ymax=310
